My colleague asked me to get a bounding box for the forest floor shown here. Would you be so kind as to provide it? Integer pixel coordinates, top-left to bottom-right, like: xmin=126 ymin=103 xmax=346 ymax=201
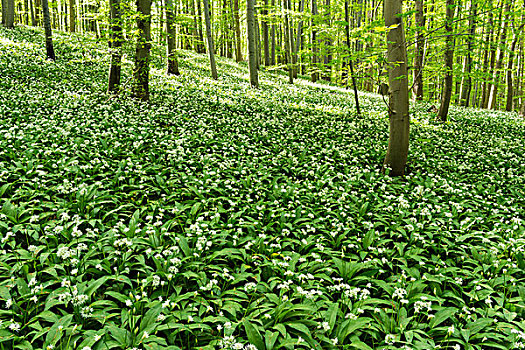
xmin=1 ymin=26 xmax=525 ymax=350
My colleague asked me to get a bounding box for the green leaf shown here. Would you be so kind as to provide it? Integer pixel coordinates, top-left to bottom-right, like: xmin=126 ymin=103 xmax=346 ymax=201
xmin=244 ymin=320 xmax=265 ymax=350
xmin=429 ymin=307 xmax=457 ymax=329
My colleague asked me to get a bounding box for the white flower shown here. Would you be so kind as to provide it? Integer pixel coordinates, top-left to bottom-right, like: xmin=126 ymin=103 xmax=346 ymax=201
xmin=9 ymin=321 xmax=20 ymax=332
xmin=385 ymin=334 xmax=396 ymax=345
xmin=142 ymin=331 xmax=149 ymax=339
xmin=447 ymin=324 xmax=455 ymax=335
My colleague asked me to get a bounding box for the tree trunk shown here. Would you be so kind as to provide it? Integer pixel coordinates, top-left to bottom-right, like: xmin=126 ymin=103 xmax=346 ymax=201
xmin=413 ymin=0 xmax=424 ymax=101
xmin=166 ymin=0 xmax=180 ymax=75
xmin=133 ymin=0 xmax=152 ymax=101
xmin=262 ymin=0 xmax=270 ymax=66
xmin=247 ymin=0 xmax=259 ymax=87
xmin=437 ymin=0 xmax=454 ymax=122
xmin=322 ymin=0 xmax=331 ymax=81
xmin=382 ymin=0 xmax=409 ymax=177
xmin=2 ymin=0 xmax=7 ymax=25
xmin=505 ymin=23 xmax=523 ymax=111
xmin=108 ymin=0 xmax=123 ymax=92
xmin=29 ymin=0 xmax=36 ymax=26
xmin=5 ymin=0 xmax=14 ymax=27
xmin=270 ymin=0 xmax=275 ymax=65
xmin=459 ymin=0 xmax=476 ymax=106
xmin=68 ymin=0 xmax=75 ymax=31
xmin=344 ymin=0 xmax=360 ymax=115
xmin=202 ymin=0 xmax=218 ymax=79
xmin=295 ymin=0 xmax=305 ymax=73
xmin=488 ymin=0 xmax=510 ymax=110
xmin=41 ymin=0 xmax=55 ymax=60
xmin=232 ymin=0 xmax=242 ymax=61
xmin=310 ymin=0 xmax=318 ymax=82
xmin=283 ymin=0 xmax=293 ymax=83
xmin=483 ymin=3 xmax=499 ymax=108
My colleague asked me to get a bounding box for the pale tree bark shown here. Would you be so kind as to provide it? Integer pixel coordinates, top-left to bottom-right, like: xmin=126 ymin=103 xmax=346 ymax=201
xmin=413 ymin=0 xmax=424 ymax=101
xmin=488 ymin=0 xmax=510 ymax=110
xmin=202 ymin=0 xmax=218 ymax=79
xmin=322 ymin=0 xmax=331 ymax=81
xmin=382 ymin=0 xmax=409 ymax=177
xmin=437 ymin=0 xmax=454 ymax=122
xmin=108 ymin=0 xmax=123 ymax=92
xmin=232 ymin=0 xmax=242 ymax=61
xmin=166 ymin=0 xmax=180 ymax=75
xmin=459 ymin=0 xmax=476 ymax=107
xmin=287 ymin=0 xmax=296 ymax=78
xmin=295 ymin=0 xmax=305 ymax=74
xmin=247 ymin=0 xmax=259 ymax=87
xmin=482 ymin=2 xmax=499 ymax=108
xmin=42 ymin=0 xmax=55 ymax=60
xmin=133 ymin=0 xmax=152 ymax=101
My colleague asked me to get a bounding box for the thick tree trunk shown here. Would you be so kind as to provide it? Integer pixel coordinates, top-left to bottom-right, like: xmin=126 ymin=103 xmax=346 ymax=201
xmin=108 ymin=0 xmax=123 ymax=92
xmin=5 ymin=0 xmax=14 ymax=27
xmin=488 ymin=0 xmax=510 ymax=110
xmin=459 ymin=0 xmax=476 ymax=107
xmin=382 ymin=0 xmax=409 ymax=177
xmin=437 ymin=0 xmax=454 ymax=122
xmin=247 ymin=0 xmax=258 ymax=87
xmin=41 ymin=0 xmax=55 ymax=60
xmin=133 ymin=0 xmax=152 ymax=101
xmin=310 ymin=0 xmax=318 ymax=82
xmin=68 ymin=0 xmax=75 ymax=31
xmin=202 ymin=0 xmax=218 ymax=79
xmin=166 ymin=0 xmax=180 ymax=75
xmin=232 ymin=0 xmax=242 ymax=61
xmin=413 ymin=0 xmax=424 ymax=101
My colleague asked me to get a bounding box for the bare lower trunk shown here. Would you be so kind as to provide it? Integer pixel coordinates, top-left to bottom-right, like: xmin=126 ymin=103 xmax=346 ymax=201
xmin=505 ymin=24 xmax=523 ymax=111
xmin=202 ymin=0 xmax=218 ymax=79
xmin=382 ymin=0 xmax=409 ymax=177
xmin=459 ymin=0 xmax=476 ymax=106
xmin=344 ymin=0 xmax=360 ymax=115
xmin=133 ymin=0 xmax=152 ymax=101
xmin=69 ymin=0 xmax=75 ymax=31
xmin=42 ymin=0 xmax=55 ymax=60
xmin=488 ymin=0 xmax=510 ymax=110
xmin=233 ymin=0 xmax=242 ymax=61
xmin=5 ymin=0 xmax=14 ymax=27
xmin=413 ymin=0 xmax=424 ymax=101
xmin=283 ymin=0 xmax=293 ymax=83
xmin=108 ymin=0 xmax=123 ymax=92
xmin=247 ymin=0 xmax=258 ymax=87
xmin=310 ymin=0 xmax=318 ymax=82
xmin=437 ymin=0 xmax=454 ymax=122
xmin=262 ymin=0 xmax=269 ymax=66
xmin=166 ymin=0 xmax=180 ymax=75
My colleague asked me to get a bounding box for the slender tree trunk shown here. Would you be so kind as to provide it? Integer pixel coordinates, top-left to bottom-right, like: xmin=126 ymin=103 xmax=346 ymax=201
xmin=108 ymin=0 xmax=123 ymax=92
xmin=254 ymin=2 xmax=261 ymax=67
xmin=383 ymin=0 xmax=409 ymax=176
xmin=270 ymin=0 xmax=275 ymax=65
xmin=488 ymin=0 xmax=510 ymax=110
xmin=283 ymin=0 xmax=293 ymax=83
xmin=505 ymin=23 xmax=524 ymax=111
xmin=247 ymin=0 xmax=259 ymax=87
xmin=262 ymin=0 xmax=270 ymax=66
xmin=166 ymin=0 xmax=180 ymax=75
xmin=287 ymin=0 xmax=296 ymax=78
xmin=232 ymin=0 xmax=242 ymax=61
xmin=196 ymin=0 xmax=205 ymax=53
xmin=29 ymin=0 xmax=36 ymax=25
xmin=5 ymin=0 xmax=14 ymax=27
xmin=344 ymin=0 xmax=360 ymax=115
xmin=459 ymin=0 xmax=476 ymax=106
xmin=311 ymin=0 xmax=318 ymax=82
xmin=413 ymin=0 xmax=424 ymax=101
xmin=2 ymin=0 xmax=7 ymax=25
xmin=437 ymin=0 xmax=454 ymax=122
xmin=202 ymin=0 xmax=218 ymax=79
xmin=483 ymin=2 xmax=499 ymax=108
xmin=295 ymin=0 xmax=305 ymax=73
xmin=41 ymin=0 xmax=55 ymax=60
xmin=133 ymin=0 xmax=152 ymax=101
xmin=322 ymin=0 xmax=331 ymax=81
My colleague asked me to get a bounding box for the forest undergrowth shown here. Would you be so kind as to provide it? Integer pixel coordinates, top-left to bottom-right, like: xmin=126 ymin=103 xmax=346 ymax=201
xmin=1 ymin=26 xmax=525 ymax=350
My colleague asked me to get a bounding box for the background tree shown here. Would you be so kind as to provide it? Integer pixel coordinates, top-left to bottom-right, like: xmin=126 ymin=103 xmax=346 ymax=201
xmin=133 ymin=0 xmax=152 ymax=101
xmin=108 ymin=0 xmax=123 ymax=92
xmin=247 ymin=0 xmax=258 ymax=87
xmin=166 ymin=0 xmax=180 ymax=75
xmin=203 ymin=0 xmax=218 ymax=79
xmin=437 ymin=0 xmax=454 ymax=122
xmin=42 ymin=0 xmax=55 ymax=60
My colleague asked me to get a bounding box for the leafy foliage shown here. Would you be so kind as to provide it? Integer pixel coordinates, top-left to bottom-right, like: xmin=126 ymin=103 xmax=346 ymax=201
xmin=0 ymin=26 xmax=524 ymax=350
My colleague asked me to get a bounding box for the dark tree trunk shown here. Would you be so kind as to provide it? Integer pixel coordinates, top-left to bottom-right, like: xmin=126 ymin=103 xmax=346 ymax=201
xmin=166 ymin=0 xmax=180 ymax=75
xmin=437 ymin=0 xmax=454 ymax=122
xmin=133 ymin=0 xmax=152 ymax=101
xmin=247 ymin=0 xmax=259 ymax=87
xmin=69 ymin=0 xmax=75 ymax=31
xmin=29 ymin=0 xmax=36 ymax=26
xmin=283 ymin=0 xmax=293 ymax=83
xmin=41 ymin=0 xmax=55 ymax=60
xmin=108 ymin=0 xmax=123 ymax=92
xmin=5 ymin=0 xmax=14 ymax=27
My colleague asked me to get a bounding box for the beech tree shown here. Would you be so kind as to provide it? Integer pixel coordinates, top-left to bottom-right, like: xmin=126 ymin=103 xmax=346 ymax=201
xmin=247 ymin=0 xmax=258 ymax=87
xmin=203 ymin=0 xmax=218 ymax=79
xmin=166 ymin=0 xmax=180 ymax=75
xmin=133 ymin=0 xmax=152 ymax=101
xmin=42 ymin=0 xmax=55 ymax=60
xmin=108 ymin=0 xmax=123 ymax=92
xmin=382 ymin=0 xmax=409 ymax=176
xmin=437 ymin=0 xmax=454 ymax=122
